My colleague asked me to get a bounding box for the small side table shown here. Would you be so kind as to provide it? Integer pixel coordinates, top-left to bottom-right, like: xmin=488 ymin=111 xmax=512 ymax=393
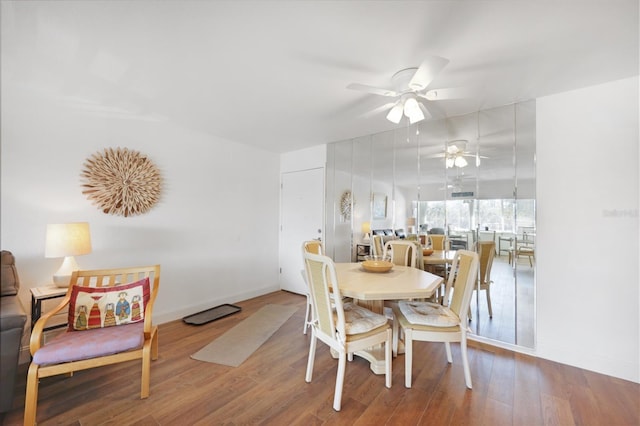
xmin=356 ymin=243 xmax=371 ymax=262
xmin=30 ymin=285 xmax=68 ymax=331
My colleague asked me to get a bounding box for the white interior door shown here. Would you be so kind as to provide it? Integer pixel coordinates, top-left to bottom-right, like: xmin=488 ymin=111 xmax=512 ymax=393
xmin=279 ymin=167 xmax=324 ymax=295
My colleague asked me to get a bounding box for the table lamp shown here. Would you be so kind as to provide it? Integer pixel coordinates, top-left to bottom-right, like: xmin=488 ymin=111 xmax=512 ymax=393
xmin=361 ymin=222 xmax=371 ymax=242
xmin=45 ymin=222 xmax=92 ymax=287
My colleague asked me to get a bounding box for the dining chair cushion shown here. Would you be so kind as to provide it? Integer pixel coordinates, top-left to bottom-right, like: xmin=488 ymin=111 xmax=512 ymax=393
xmin=32 ymin=322 xmax=145 ymax=366
xmin=68 ymin=277 xmax=150 ymax=331
xmin=338 ymin=302 xmax=388 ymax=335
xmin=398 ymin=300 xmax=460 ymax=327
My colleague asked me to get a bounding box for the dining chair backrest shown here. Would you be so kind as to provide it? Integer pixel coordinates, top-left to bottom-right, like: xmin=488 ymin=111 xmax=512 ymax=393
xmin=371 ymin=235 xmax=384 ymax=257
xmin=443 ymin=250 xmax=479 ymax=319
xmin=383 ymin=240 xmax=417 ymax=268
xmin=303 ymin=251 xmax=346 ymax=342
xmin=303 ymin=240 xmax=324 ymax=255
xmin=429 ymin=234 xmax=448 ymax=250
xmin=477 ymin=241 xmax=495 ymax=286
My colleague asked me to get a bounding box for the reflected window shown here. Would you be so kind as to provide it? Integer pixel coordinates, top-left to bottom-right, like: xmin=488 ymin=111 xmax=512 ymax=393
xmin=446 ymin=200 xmax=472 ymax=231
xmin=417 ymin=199 xmax=536 ymax=233
xmin=416 ymin=200 xmax=472 ymax=231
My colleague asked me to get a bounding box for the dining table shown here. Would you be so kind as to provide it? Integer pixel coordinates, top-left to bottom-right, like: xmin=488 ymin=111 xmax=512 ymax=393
xmin=422 ymin=249 xmax=457 ymax=301
xmin=334 ymin=262 xmax=443 ymax=374
xmin=422 ymin=249 xmax=457 ymax=270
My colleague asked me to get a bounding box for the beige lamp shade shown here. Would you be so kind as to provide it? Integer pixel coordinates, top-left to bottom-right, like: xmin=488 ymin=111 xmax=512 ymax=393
xmin=45 ymin=222 xmax=92 ymax=287
xmin=406 ymin=217 xmax=416 ymax=227
xmin=361 ymin=222 xmax=371 ymax=242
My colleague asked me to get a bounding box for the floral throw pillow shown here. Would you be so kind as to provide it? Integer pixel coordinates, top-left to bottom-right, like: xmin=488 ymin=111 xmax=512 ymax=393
xmin=68 ymin=277 xmax=150 ymax=331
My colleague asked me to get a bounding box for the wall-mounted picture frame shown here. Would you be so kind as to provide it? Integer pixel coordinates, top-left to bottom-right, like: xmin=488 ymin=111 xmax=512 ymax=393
xmin=372 ymin=192 xmax=387 ymax=219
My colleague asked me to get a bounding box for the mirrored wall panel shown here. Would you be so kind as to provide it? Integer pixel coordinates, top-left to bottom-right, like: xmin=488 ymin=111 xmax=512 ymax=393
xmin=325 ymin=101 xmax=536 ymax=348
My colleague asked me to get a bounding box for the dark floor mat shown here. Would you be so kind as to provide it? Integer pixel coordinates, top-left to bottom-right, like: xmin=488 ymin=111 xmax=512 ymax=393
xmin=182 ymin=304 xmax=242 ymax=325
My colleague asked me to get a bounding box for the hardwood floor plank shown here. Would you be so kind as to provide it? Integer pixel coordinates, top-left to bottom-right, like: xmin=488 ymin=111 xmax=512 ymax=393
xmin=513 ymin=352 xmax=543 ymax=425
xmin=486 ymin=350 xmax=515 ymax=406
xmin=481 ymin=397 xmax=513 ymax=426
xmin=386 ymin=387 xmax=430 ymax=425
xmin=418 ymin=390 xmax=456 ymax=425
xmin=582 ymin=369 xmax=640 ymax=425
xmin=567 ymin=384 xmax=604 ymax=426
xmin=448 ymin=389 xmax=487 ymax=426
xmin=3 ymin=290 xmax=639 ymax=426
xmin=540 ymin=393 xmax=576 ymax=426
xmin=353 ymin=379 xmax=407 ymax=425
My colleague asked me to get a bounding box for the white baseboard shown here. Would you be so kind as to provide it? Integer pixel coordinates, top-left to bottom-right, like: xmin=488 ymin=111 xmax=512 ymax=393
xmin=153 ymin=284 xmax=281 ymax=325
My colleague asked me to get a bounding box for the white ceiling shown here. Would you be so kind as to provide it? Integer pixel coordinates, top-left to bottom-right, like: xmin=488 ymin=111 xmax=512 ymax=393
xmin=2 ymin=1 xmax=638 ymax=153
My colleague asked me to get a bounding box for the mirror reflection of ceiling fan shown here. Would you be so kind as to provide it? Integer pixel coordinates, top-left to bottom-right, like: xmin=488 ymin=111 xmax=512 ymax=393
xmin=346 ymin=56 xmax=467 ymax=124
xmin=429 ymin=140 xmax=489 ymax=168
xmin=439 ymin=173 xmax=475 ymax=191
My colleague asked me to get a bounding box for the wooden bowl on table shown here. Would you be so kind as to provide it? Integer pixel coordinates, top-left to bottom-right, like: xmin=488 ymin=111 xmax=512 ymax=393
xmin=362 ymin=255 xmax=393 ymax=273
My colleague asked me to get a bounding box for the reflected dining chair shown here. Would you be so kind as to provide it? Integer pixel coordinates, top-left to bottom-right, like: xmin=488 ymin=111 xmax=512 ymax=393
xmin=472 ymin=241 xmax=496 ymax=318
xmin=383 ymin=240 xmax=417 ymax=268
xmin=24 ymin=265 xmax=160 ymax=426
xmin=371 ymin=234 xmax=384 ymax=257
xmin=428 ymin=234 xmax=449 ymax=250
xmin=301 ymin=240 xmax=323 ymax=335
xmin=303 ymin=250 xmax=392 ymax=411
xmin=427 ymin=234 xmax=449 ymax=279
xmin=382 ymin=239 xmax=420 ymax=352
xmin=392 ymin=250 xmax=479 ymax=388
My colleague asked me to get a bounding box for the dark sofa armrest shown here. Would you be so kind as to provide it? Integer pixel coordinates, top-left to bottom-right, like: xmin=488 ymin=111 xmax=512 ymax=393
xmin=1 ymin=295 xmax=27 ymax=413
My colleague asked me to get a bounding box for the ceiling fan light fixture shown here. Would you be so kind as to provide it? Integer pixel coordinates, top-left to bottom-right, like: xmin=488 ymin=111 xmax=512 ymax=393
xmin=403 ymin=97 xmax=425 ymax=123
xmin=408 ymin=107 xmax=425 ymax=124
xmin=446 ymin=157 xmax=455 ymax=168
xmin=454 ymin=155 xmax=468 ymax=168
xmin=403 ymin=97 xmax=419 ymax=115
xmin=386 ymin=101 xmax=404 ymax=124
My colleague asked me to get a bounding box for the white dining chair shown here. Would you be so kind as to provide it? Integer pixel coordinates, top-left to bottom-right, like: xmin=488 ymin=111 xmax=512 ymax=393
xmin=303 ymin=250 xmax=391 ymax=411
xmin=392 ymin=250 xmax=479 ymax=389
xmin=301 ymin=240 xmax=323 ymax=335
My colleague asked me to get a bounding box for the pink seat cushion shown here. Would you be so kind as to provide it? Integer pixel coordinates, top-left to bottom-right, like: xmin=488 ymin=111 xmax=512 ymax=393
xmin=33 ymin=322 xmax=145 ymax=366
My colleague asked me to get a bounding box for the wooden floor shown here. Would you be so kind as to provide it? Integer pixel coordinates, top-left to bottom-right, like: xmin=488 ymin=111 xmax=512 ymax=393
xmin=3 ymin=290 xmax=639 ymax=425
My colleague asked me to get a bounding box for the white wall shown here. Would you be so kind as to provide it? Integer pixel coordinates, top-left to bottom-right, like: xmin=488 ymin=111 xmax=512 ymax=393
xmin=1 ymin=81 xmax=281 ymax=339
xmin=536 ymin=76 xmax=639 ymax=383
xmin=280 ymin=144 xmax=326 ymax=174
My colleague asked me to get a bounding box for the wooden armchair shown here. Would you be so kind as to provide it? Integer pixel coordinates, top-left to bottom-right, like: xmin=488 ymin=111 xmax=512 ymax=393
xmin=24 ymin=265 xmax=160 ymax=426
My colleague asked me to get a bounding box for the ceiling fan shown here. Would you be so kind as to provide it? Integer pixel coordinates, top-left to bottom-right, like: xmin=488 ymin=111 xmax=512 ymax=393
xmin=439 ymin=173 xmax=475 ymax=191
xmin=346 ymin=56 xmax=465 ymax=124
xmin=428 ymin=139 xmax=488 ymax=168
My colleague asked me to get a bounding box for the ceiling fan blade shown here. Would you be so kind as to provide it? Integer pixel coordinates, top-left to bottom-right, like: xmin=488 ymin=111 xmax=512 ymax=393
xmin=461 ymin=153 xmax=489 ymax=158
xmin=421 ymin=100 xmax=444 ymax=119
xmin=346 ymin=83 xmax=399 ymax=97
xmin=418 ymin=102 xmax=432 ymax=121
xmin=419 ymin=87 xmax=470 ymax=101
xmin=425 ymin=153 xmax=446 ymax=159
xmin=359 ymin=102 xmax=396 ymax=119
xmin=408 ymin=56 xmax=449 ymax=91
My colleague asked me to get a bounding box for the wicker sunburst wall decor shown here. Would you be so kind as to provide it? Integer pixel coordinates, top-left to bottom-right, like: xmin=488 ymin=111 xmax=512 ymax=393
xmin=81 ymin=147 xmax=162 ymax=217
xmin=339 ymin=190 xmax=353 ymax=220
